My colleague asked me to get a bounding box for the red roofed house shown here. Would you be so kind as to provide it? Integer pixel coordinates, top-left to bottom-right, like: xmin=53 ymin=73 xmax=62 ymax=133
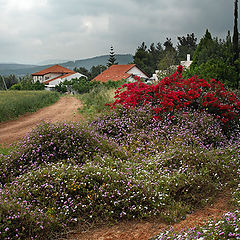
xmin=32 ymin=64 xmax=87 ymax=90
xmin=93 ymin=64 xmax=150 ymax=83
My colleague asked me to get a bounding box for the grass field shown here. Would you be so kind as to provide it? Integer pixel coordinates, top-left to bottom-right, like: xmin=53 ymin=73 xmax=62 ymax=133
xmin=0 ymin=90 xmax=59 ymax=122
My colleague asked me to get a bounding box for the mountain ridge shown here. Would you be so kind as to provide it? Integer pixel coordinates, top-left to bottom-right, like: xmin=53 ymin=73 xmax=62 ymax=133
xmin=0 ymin=54 xmax=133 ymax=76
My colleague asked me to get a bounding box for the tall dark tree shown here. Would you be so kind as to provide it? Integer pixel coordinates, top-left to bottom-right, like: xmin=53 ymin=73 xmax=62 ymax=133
xmin=134 ymin=42 xmax=153 ymax=76
xmin=191 ymin=29 xmax=214 ymax=68
xmin=148 ymin=42 xmax=164 ymax=70
xmin=177 ymin=33 xmax=197 ymax=61
xmin=163 ymin=38 xmax=175 ymax=52
xmin=162 ymin=38 xmax=178 ymax=64
xmin=233 ymin=0 xmax=239 ymax=88
xmin=107 ymin=46 xmax=118 ymax=67
xmin=138 ymin=42 xmax=148 ymax=51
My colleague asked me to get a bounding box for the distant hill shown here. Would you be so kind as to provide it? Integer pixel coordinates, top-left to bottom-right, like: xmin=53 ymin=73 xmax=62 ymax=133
xmin=0 ymin=63 xmax=37 ymax=71
xmin=0 ymin=54 xmax=133 ymax=76
xmin=36 ymin=59 xmax=70 ymax=65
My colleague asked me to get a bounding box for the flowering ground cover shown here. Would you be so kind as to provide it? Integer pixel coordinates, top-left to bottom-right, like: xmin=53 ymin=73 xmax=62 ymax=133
xmin=0 ymin=67 xmax=239 ymax=239
xmin=151 ymin=210 xmax=240 ymax=239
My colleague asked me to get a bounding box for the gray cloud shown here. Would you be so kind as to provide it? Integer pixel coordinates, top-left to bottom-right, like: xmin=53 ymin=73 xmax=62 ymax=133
xmin=0 ymin=0 xmax=236 ymax=64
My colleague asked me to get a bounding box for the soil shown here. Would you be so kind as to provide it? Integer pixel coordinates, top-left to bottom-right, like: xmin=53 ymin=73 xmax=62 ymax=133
xmin=66 ymin=191 xmax=233 ymax=240
xmin=0 ymin=96 xmax=83 ymax=146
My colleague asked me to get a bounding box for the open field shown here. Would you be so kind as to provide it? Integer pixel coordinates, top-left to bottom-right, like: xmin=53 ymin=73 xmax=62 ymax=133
xmin=0 ymin=90 xmax=59 ymax=122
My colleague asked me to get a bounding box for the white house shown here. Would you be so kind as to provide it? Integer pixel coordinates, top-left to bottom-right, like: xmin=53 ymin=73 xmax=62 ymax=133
xmin=93 ymin=64 xmax=150 ymax=83
xmin=32 ymin=64 xmax=87 ymax=90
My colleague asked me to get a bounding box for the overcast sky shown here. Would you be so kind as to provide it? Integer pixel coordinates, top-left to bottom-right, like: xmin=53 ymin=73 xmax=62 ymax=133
xmin=0 ymin=0 xmax=237 ymax=64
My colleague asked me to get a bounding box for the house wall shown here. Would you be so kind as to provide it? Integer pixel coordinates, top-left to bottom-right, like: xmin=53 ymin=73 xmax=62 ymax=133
xmin=33 ymin=73 xmax=61 ymax=83
xmin=60 ymin=73 xmax=86 ymax=81
xmin=43 ymin=73 xmax=62 ymax=81
xmin=33 ymin=75 xmax=43 ymax=82
xmin=45 ymin=73 xmax=87 ymax=88
xmin=127 ymin=66 xmax=149 ymax=79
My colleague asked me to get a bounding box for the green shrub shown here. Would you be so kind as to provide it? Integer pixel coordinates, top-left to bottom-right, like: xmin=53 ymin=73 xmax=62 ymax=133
xmin=0 ymin=160 xmax=168 ymax=239
xmin=0 ymin=121 xmax=125 ymax=185
xmin=78 ymin=86 xmax=116 ymax=117
xmin=10 ymin=79 xmax=45 ymax=91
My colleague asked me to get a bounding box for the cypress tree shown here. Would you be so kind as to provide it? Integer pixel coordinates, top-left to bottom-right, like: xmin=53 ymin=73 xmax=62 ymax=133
xmin=233 ymin=0 xmax=239 ymax=88
xmin=107 ymin=46 xmax=118 ymax=67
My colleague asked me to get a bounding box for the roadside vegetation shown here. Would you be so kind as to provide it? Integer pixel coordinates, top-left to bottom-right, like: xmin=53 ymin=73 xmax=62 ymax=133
xmin=0 ymin=65 xmax=239 ymax=240
xmin=0 ymin=91 xmax=59 ymax=122
xmin=77 ymin=79 xmax=125 ymax=118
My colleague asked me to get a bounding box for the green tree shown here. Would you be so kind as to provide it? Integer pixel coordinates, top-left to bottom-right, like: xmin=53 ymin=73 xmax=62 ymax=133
xmin=133 ymin=42 xmax=153 ymax=76
xmin=90 ymin=65 xmax=107 ymax=80
xmin=191 ymin=29 xmax=215 ymax=68
xmin=0 ymin=74 xmax=19 ymax=89
xmin=107 ymin=46 xmax=118 ymax=67
xmin=233 ymin=0 xmax=239 ymax=88
xmin=10 ymin=75 xmax=45 ymax=90
xmin=190 ymin=29 xmax=239 ymax=88
xmin=163 ymin=38 xmax=178 ymax=63
xmin=158 ymin=51 xmax=178 ymax=78
xmin=193 ymin=59 xmax=237 ymax=88
xmin=163 ymin=38 xmax=176 ymax=53
xmin=148 ymin=42 xmax=164 ymax=70
xmin=74 ymin=67 xmax=90 ymax=79
xmin=177 ymin=33 xmax=197 ymax=61
xmin=157 ymin=38 xmax=178 ymax=78
xmin=0 ymin=75 xmax=8 ymax=90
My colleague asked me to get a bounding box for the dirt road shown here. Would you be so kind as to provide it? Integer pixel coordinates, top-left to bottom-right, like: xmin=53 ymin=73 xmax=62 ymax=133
xmin=67 ymin=191 xmax=233 ymax=240
xmin=0 ymin=96 xmax=83 ymax=146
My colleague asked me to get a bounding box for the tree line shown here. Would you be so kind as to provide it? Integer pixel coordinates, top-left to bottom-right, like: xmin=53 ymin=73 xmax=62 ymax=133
xmin=1 ymin=30 xmax=239 ymax=91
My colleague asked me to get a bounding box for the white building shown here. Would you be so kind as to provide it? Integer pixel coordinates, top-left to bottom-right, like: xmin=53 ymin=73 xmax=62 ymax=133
xmin=32 ymin=64 xmax=86 ymax=90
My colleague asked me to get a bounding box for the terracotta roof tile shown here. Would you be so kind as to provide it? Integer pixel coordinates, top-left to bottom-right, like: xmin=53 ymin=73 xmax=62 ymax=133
xmin=32 ymin=64 xmax=75 ymax=76
xmin=93 ymin=64 xmax=136 ymax=82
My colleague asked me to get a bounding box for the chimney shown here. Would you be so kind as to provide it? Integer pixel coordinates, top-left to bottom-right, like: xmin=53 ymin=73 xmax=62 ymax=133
xmin=187 ymin=54 xmax=191 ymax=62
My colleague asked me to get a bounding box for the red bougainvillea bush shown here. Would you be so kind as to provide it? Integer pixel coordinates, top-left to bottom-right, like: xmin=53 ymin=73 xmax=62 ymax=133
xmin=108 ymin=65 xmax=240 ymax=127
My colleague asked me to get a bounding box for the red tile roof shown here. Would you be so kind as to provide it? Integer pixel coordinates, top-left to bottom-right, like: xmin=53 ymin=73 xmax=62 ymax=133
xmin=93 ymin=64 xmax=136 ymax=82
xmin=32 ymin=64 xmax=75 ymax=76
xmin=43 ymin=73 xmax=74 ymax=84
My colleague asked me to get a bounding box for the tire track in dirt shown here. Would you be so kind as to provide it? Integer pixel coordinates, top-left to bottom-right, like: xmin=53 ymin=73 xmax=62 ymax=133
xmin=0 ymin=96 xmax=83 ymax=146
xmin=66 ymin=192 xmax=233 ymax=240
